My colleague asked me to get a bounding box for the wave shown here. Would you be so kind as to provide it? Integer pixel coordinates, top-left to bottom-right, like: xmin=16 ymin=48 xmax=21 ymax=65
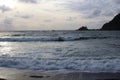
xmin=0 ymin=57 xmax=120 ymax=72
xmin=0 ymin=37 xmax=109 ymax=42
xmin=11 ymin=34 xmax=26 ymax=36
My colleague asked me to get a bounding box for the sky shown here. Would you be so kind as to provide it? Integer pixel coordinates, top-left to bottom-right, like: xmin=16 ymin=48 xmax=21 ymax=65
xmin=0 ymin=0 xmax=120 ymax=30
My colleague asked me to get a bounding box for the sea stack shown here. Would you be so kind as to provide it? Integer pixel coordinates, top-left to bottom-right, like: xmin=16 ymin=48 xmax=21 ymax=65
xmin=77 ymin=26 xmax=88 ymax=31
xmin=101 ymin=13 xmax=120 ymax=30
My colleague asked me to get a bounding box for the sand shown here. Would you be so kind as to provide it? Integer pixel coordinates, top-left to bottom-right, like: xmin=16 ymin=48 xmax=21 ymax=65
xmin=0 ymin=68 xmax=120 ymax=80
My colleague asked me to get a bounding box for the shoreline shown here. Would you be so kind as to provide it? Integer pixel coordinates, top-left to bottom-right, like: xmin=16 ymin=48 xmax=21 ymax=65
xmin=0 ymin=67 xmax=120 ymax=80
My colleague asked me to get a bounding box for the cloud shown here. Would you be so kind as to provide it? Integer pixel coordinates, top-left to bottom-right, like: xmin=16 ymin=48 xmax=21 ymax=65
xmin=20 ymin=15 xmax=32 ymax=19
xmin=62 ymin=0 xmax=119 ymax=17
xmin=0 ymin=18 xmax=14 ymax=30
xmin=84 ymin=9 xmax=102 ymax=18
xmin=64 ymin=0 xmax=101 ymax=12
xmin=102 ymin=12 xmax=114 ymax=17
xmin=0 ymin=5 xmax=11 ymax=13
xmin=66 ymin=17 xmax=77 ymax=21
xmin=19 ymin=0 xmax=38 ymax=4
xmin=0 ymin=0 xmax=120 ymax=30
xmin=114 ymin=0 xmax=120 ymax=4
xmin=44 ymin=19 xmax=52 ymax=22
xmin=92 ymin=10 xmax=101 ymax=16
xmin=15 ymin=14 xmax=33 ymax=19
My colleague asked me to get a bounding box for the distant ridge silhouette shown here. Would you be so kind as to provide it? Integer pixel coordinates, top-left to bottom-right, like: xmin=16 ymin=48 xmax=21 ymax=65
xmin=101 ymin=13 xmax=120 ymax=30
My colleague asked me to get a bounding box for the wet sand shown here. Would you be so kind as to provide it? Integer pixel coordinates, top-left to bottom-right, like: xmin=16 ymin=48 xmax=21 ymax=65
xmin=0 ymin=68 xmax=120 ymax=80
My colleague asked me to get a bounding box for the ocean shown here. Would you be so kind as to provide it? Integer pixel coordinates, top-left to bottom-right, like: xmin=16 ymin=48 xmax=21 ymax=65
xmin=0 ymin=30 xmax=120 ymax=72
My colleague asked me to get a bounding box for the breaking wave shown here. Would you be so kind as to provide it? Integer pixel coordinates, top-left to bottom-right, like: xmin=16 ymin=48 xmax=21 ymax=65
xmin=0 ymin=57 xmax=120 ymax=72
xmin=0 ymin=37 xmax=109 ymax=42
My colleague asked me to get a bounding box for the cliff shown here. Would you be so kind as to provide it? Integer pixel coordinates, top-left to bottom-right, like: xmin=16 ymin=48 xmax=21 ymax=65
xmin=101 ymin=13 xmax=120 ymax=30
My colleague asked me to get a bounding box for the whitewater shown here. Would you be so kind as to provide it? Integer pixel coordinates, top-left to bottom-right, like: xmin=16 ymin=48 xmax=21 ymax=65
xmin=0 ymin=30 xmax=120 ymax=72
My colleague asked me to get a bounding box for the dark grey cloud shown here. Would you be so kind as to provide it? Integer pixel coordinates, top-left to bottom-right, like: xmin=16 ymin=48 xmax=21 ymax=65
xmin=114 ymin=0 xmax=120 ymax=4
xmin=44 ymin=19 xmax=52 ymax=22
xmin=84 ymin=11 xmax=114 ymax=19
xmin=102 ymin=12 xmax=114 ymax=17
xmin=3 ymin=18 xmax=13 ymax=29
xmin=92 ymin=10 xmax=101 ymax=16
xmin=62 ymin=0 xmax=120 ymax=18
xmin=116 ymin=9 xmax=120 ymax=13
xmin=15 ymin=14 xmax=33 ymax=19
xmin=85 ymin=10 xmax=102 ymax=18
xmin=64 ymin=0 xmax=103 ymax=12
xmin=66 ymin=17 xmax=77 ymax=21
xmin=19 ymin=0 xmax=38 ymax=4
xmin=0 ymin=5 xmax=11 ymax=13
xmin=20 ymin=15 xmax=32 ymax=19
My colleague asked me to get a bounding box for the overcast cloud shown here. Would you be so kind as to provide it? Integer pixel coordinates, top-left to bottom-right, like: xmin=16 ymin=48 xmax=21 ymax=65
xmin=0 ymin=5 xmax=12 ymax=13
xmin=0 ymin=0 xmax=119 ymax=30
xmin=19 ymin=0 xmax=38 ymax=4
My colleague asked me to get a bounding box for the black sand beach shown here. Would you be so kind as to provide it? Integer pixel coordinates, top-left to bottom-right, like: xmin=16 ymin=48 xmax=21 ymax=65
xmin=0 ymin=68 xmax=120 ymax=80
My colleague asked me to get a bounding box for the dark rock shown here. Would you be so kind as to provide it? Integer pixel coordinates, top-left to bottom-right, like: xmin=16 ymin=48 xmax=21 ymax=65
xmin=30 ymin=75 xmax=50 ymax=78
xmin=77 ymin=26 xmax=88 ymax=31
xmin=101 ymin=13 xmax=120 ymax=30
xmin=0 ymin=78 xmax=6 ymax=80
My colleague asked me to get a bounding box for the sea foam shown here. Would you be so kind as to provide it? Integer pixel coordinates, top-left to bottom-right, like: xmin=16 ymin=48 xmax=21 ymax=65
xmin=0 ymin=57 xmax=120 ymax=72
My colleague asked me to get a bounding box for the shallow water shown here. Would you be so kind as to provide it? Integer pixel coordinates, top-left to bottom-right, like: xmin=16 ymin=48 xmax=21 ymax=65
xmin=0 ymin=31 xmax=120 ymax=72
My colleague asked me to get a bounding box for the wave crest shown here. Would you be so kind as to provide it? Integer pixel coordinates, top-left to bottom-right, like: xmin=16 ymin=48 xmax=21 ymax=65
xmin=0 ymin=37 xmax=109 ymax=42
